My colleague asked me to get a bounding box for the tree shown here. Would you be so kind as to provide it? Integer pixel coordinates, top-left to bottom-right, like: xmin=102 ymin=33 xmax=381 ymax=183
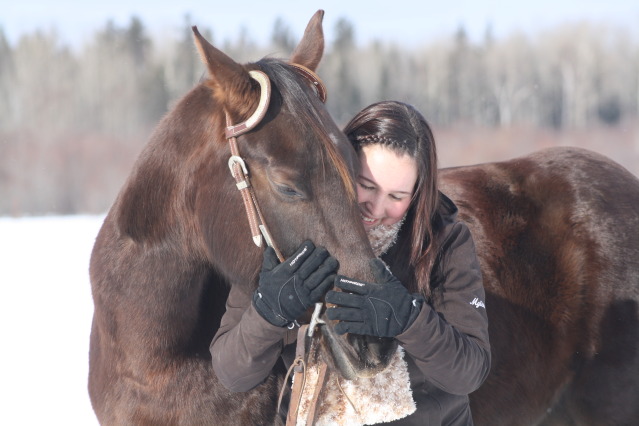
xmin=160 ymin=15 xmax=204 ymax=105
xmin=271 ymin=17 xmax=295 ymax=54
xmin=321 ymin=18 xmax=361 ymax=124
xmin=0 ymin=27 xmax=15 ymax=132
xmin=483 ymin=33 xmax=537 ymax=127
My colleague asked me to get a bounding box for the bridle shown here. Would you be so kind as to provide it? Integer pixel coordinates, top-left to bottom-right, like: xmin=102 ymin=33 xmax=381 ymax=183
xmin=224 ymin=64 xmax=334 ymax=424
xmin=225 ymin=64 xmax=327 ymax=263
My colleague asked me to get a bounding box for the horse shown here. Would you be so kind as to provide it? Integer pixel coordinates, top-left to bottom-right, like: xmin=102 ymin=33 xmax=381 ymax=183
xmin=435 ymin=147 xmax=639 ymax=425
xmin=88 ymin=10 xmax=396 ymax=425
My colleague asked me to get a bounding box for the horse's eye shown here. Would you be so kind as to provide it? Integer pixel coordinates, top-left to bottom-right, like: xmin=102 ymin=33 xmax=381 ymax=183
xmin=276 ymin=184 xmax=303 ymax=199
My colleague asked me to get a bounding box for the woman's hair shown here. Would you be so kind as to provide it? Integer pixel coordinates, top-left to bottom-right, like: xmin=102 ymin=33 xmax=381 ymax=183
xmin=343 ymin=101 xmax=439 ymax=295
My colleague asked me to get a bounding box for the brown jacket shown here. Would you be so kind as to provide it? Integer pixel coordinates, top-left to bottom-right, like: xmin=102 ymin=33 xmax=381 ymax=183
xmin=210 ymin=194 xmax=490 ymax=425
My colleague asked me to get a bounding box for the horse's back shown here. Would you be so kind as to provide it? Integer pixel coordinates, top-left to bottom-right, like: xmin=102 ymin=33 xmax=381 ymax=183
xmin=440 ymin=147 xmax=639 ymax=425
xmin=440 ymin=146 xmax=639 ymax=301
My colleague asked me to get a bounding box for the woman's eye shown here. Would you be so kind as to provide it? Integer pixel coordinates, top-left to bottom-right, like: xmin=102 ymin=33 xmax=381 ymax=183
xmin=358 ymin=182 xmax=374 ymax=191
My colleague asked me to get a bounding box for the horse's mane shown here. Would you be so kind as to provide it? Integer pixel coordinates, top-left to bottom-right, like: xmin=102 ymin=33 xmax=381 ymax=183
xmin=256 ymin=59 xmax=356 ymax=201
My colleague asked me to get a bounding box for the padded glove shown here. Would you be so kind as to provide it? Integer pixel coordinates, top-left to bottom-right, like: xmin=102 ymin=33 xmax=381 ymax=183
xmin=325 ymin=258 xmax=423 ymax=337
xmin=253 ymin=240 xmax=338 ymax=327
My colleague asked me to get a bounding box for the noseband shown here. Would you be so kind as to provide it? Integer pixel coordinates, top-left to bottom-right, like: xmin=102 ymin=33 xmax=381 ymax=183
xmin=225 ymin=65 xmax=327 ymax=262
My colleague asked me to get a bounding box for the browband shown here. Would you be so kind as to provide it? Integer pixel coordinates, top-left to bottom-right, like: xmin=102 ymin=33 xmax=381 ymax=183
xmin=289 ymin=63 xmax=327 ymax=103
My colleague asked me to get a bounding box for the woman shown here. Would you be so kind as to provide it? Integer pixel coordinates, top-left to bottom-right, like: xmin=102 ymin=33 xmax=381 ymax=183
xmin=326 ymin=101 xmax=490 ymax=425
xmin=210 ymin=101 xmax=490 ymax=425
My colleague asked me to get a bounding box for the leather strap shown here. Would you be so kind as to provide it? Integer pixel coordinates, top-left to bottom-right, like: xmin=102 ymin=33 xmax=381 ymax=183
xmin=283 ymin=320 xmax=330 ymax=426
xmin=289 ymin=63 xmax=327 ymax=103
xmin=286 ymin=324 xmax=310 ymax=426
xmin=227 ymin=130 xmax=284 ymax=260
xmin=305 ymin=362 xmax=328 ymax=424
xmin=224 ymin=66 xmax=327 ymax=261
xmin=225 ymin=70 xmax=284 ymax=261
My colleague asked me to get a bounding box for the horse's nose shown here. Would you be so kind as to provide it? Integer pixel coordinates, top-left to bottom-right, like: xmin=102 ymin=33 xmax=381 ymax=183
xmin=360 ymin=335 xmax=396 ymax=364
xmin=364 ymin=336 xmax=384 ymax=360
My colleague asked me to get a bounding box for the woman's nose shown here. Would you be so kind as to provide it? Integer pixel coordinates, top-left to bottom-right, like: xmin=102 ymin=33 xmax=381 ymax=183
xmin=367 ymin=194 xmax=386 ymax=218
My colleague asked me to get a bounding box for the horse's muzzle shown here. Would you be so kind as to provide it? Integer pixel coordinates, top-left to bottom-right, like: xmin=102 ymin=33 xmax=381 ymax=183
xmin=319 ymin=314 xmax=398 ymax=380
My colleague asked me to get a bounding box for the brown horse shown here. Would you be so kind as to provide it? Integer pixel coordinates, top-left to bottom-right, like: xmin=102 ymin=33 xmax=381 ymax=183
xmin=434 ymin=147 xmax=639 ymax=425
xmin=88 ymin=10 xmax=395 ymax=425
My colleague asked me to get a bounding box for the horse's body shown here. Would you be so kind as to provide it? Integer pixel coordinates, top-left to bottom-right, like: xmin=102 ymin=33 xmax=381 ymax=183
xmin=437 ymin=147 xmax=639 ymax=425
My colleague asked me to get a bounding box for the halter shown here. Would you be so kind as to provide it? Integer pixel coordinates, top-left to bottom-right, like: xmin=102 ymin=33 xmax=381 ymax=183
xmin=225 ymin=66 xmax=327 ymax=262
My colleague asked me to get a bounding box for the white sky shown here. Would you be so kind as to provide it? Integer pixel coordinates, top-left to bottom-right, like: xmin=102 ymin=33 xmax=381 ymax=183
xmin=3 ymin=0 xmax=639 ymax=49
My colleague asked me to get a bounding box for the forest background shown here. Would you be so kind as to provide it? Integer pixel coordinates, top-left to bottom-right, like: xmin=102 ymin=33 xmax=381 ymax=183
xmin=1 ymin=13 xmax=638 ymax=216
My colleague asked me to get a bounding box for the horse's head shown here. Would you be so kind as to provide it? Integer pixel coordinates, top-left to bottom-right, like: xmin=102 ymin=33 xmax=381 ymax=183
xmin=186 ymin=10 xmax=398 ymax=379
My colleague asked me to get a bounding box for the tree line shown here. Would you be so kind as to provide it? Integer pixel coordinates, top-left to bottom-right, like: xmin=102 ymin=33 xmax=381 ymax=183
xmin=1 ymin=16 xmax=637 ymax=215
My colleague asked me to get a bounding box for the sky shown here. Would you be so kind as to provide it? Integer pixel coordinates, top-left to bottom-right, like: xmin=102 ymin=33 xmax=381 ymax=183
xmin=3 ymin=0 xmax=639 ymax=49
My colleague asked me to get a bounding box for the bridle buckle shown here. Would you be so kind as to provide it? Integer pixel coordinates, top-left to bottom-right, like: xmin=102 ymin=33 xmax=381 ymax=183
xmin=228 ymin=155 xmax=248 ymax=178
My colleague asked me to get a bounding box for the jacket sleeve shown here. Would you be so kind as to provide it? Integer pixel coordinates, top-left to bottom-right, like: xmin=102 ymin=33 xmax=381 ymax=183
xmin=396 ymin=221 xmax=491 ymax=395
xmin=210 ymin=284 xmax=292 ymax=392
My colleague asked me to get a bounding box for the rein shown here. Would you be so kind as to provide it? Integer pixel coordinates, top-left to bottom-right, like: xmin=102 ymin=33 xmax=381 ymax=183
xmin=279 ymin=303 xmax=359 ymax=425
xmin=225 ymin=65 xmax=327 ymax=262
xmin=279 ymin=304 xmax=329 ymax=426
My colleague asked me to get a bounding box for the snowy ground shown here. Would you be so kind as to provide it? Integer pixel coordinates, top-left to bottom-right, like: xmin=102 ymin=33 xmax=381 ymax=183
xmin=0 ymin=215 xmax=103 ymax=425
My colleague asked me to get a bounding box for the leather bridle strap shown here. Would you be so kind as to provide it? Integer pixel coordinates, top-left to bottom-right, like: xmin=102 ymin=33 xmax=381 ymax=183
xmin=305 ymin=363 xmax=328 ymax=424
xmin=284 ymin=324 xmax=309 ymax=426
xmin=289 ymin=63 xmax=327 ymax=103
xmin=225 ymin=70 xmax=284 ymax=261
xmin=280 ymin=303 xmax=328 ymax=425
xmin=225 ymin=65 xmax=326 ymax=263
xmin=282 ymin=323 xmax=329 ymax=426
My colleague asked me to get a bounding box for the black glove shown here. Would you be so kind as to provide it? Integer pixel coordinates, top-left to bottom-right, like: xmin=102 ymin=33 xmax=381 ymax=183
xmin=253 ymin=240 xmax=338 ymax=327
xmin=325 ymin=259 xmax=423 ymax=337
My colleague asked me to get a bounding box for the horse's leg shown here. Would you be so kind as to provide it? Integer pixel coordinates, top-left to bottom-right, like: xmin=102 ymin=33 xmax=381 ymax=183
xmin=93 ymin=355 xmax=286 ymax=425
xmin=548 ymin=300 xmax=639 ymax=425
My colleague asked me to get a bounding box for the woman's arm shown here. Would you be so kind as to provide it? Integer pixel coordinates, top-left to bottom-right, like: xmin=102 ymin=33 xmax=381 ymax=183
xmin=210 ymin=241 xmax=337 ymax=392
xmin=210 ymin=284 xmax=291 ymax=392
xmin=397 ymin=221 xmax=491 ymax=395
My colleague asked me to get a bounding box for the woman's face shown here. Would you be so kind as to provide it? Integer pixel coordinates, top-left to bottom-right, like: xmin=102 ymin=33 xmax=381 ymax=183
xmin=356 ymin=144 xmax=418 ymax=230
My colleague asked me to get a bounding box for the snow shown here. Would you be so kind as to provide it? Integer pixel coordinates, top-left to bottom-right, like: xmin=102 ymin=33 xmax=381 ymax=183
xmin=0 ymin=215 xmax=104 ymax=425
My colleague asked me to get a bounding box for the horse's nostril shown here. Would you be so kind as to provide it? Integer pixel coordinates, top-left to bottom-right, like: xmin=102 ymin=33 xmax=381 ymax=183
xmin=363 ymin=336 xmax=395 ymax=363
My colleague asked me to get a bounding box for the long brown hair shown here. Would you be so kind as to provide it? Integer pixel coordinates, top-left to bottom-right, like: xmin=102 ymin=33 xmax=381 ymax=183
xmin=343 ymin=101 xmax=439 ymax=295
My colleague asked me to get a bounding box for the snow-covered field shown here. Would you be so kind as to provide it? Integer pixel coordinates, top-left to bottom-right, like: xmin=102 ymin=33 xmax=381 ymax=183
xmin=1 ymin=215 xmax=103 ymax=425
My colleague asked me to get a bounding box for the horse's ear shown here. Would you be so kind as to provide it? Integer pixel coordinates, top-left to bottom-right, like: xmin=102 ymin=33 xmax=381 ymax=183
xmin=289 ymin=10 xmax=325 ymax=71
xmin=192 ymin=26 xmax=255 ymax=119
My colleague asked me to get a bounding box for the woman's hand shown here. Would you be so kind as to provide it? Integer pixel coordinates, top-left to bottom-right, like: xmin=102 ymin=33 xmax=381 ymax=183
xmin=253 ymin=240 xmax=338 ymax=327
xmin=326 ymin=259 xmax=422 ymax=337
